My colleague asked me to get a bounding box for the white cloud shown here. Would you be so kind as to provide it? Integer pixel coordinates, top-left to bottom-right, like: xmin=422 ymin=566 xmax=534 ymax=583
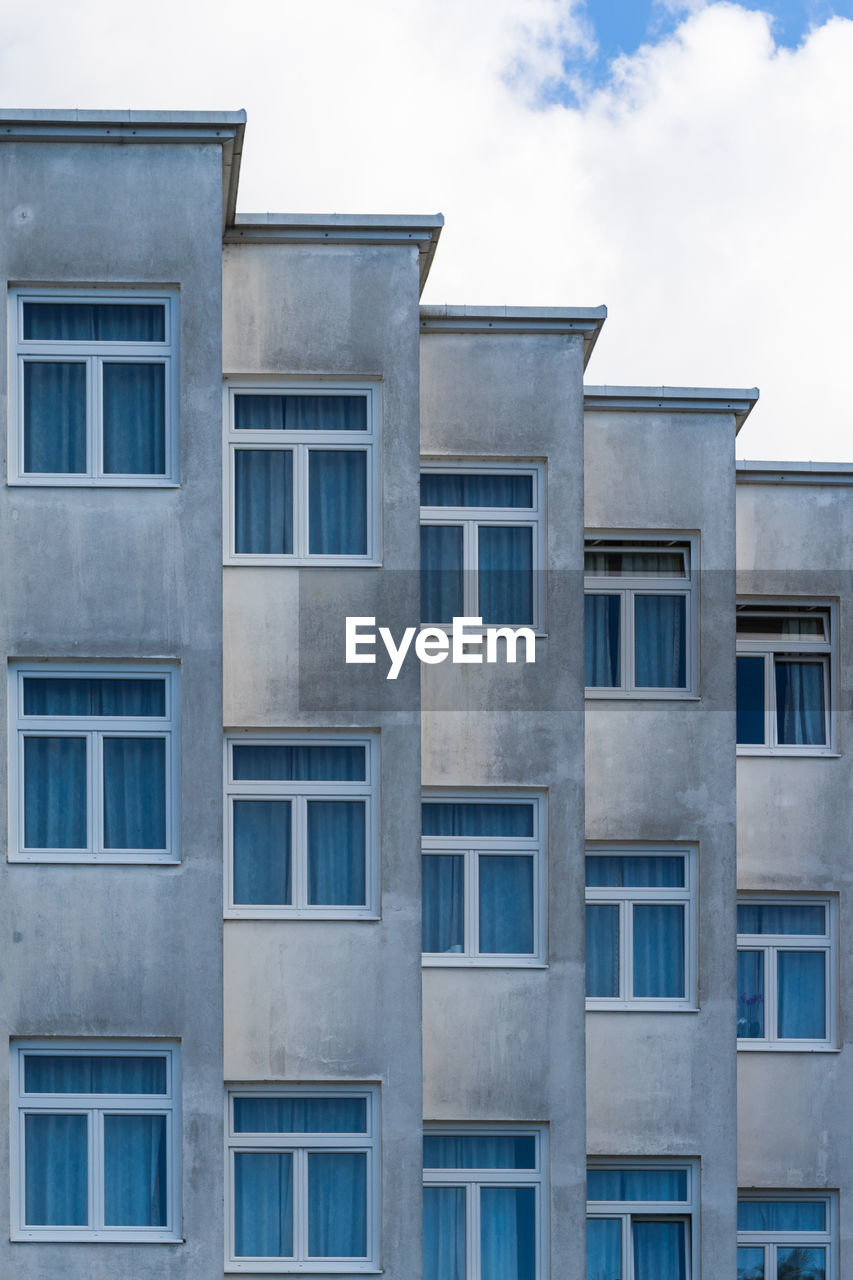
xmin=0 ymin=0 xmax=851 ymax=458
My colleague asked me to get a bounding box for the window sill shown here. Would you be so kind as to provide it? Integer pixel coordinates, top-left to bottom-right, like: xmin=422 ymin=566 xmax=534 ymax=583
xmin=225 ymin=909 xmax=380 ymax=922
xmin=737 ymin=1041 xmax=839 ymax=1053
xmin=10 ymin=852 xmax=179 ymax=865
xmin=423 ymin=957 xmax=547 ymax=969
xmin=12 ymin=1231 xmax=184 ymax=1243
xmin=9 ymin=477 xmax=179 ymax=488
xmin=225 ymin=1265 xmax=382 ymax=1275
xmin=737 ymin=747 xmax=839 ymax=758
xmin=224 ymin=555 xmax=382 ymax=568
xmin=586 ymin=1001 xmax=698 ymax=1013
xmin=585 ymin=689 xmax=699 ymax=701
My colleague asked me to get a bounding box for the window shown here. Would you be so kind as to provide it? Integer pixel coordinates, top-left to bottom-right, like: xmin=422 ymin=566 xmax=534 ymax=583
xmin=737 ymin=897 xmax=836 ymax=1049
xmin=585 ymin=849 xmax=697 ymax=1010
xmin=737 ymin=604 xmax=835 ymax=753
xmin=9 ymin=665 xmax=178 ymax=863
xmin=423 ymin=1127 xmax=546 ymax=1280
xmin=226 ymin=383 xmax=380 ymax=564
xmin=738 ymin=1194 xmax=835 ymax=1280
xmin=421 ymin=795 xmax=545 ymax=965
xmin=10 ymin=289 xmax=177 ymax=484
xmin=225 ymin=735 xmax=378 ymax=919
xmin=587 ymin=1161 xmax=697 ymax=1280
xmin=11 ymin=1041 xmax=179 ymax=1242
xmin=420 ymin=463 xmax=545 ymax=628
xmin=584 ymin=536 xmax=696 ymax=696
xmin=226 ymin=1086 xmax=379 ymax=1272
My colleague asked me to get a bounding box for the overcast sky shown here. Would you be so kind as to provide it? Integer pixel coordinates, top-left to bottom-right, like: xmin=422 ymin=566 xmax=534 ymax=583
xmin=2 ymin=0 xmax=852 ymax=460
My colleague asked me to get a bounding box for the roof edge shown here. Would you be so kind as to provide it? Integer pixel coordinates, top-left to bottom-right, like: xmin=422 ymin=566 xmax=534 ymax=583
xmin=737 ymin=460 xmax=853 ymax=486
xmin=420 ymin=305 xmax=607 ymax=368
xmin=585 ymin=385 xmax=760 ymax=432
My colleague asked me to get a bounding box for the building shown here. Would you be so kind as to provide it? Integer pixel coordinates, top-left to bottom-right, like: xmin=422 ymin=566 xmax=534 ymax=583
xmin=0 ymin=107 xmax=845 ymax=1279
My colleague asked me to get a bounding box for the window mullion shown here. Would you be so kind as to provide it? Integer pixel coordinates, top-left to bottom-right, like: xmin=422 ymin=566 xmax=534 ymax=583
xmin=294 ymin=1146 xmax=308 ymax=1261
xmin=470 ymin=1181 xmax=481 ymax=1280
xmin=767 ymin=946 xmax=778 ymax=1042
xmin=468 ymin=849 xmax=478 ymax=958
xmin=91 ymin=1109 xmax=102 ymax=1230
xmin=294 ymin=796 xmax=307 ymax=909
xmin=622 ymin=899 xmax=632 ymax=999
xmin=623 ymin=589 xmax=633 ymax=691
xmin=766 ymin=653 xmax=776 ymax=748
xmin=297 ymin=443 xmax=309 ymax=559
xmin=465 ymin=521 xmax=478 ymax=617
xmin=90 ymin=731 xmax=101 ymax=854
xmin=91 ymin=356 xmax=102 ymax=478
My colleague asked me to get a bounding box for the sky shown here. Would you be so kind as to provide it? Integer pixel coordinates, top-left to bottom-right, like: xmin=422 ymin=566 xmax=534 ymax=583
xmin=1 ymin=0 xmax=852 ymax=460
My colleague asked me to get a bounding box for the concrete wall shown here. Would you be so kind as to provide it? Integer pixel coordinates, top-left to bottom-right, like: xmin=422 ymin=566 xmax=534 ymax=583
xmin=419 ymin=328 xmax=588 ymax=1279
xmin=0 ymin=138 xmax=225 ymax=1276
xmin=584 ymin=407 xmax=739 ymax=1278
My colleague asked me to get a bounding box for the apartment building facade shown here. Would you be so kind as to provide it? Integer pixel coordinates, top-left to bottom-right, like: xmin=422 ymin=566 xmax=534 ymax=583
xmin=0 ymin=107 xmax=845 ymax=1280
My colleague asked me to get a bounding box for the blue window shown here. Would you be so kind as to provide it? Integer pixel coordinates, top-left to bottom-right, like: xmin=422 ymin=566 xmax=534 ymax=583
xmin=736 ymin=605 xmax=833 ymax=752
xmin=587 ymin=1163 xmax=696 ymax=1280
xmin=737 ymin=1195 xmax=834 ymax=1280
xmin=737 ymin=899 xmax=834 ymax=1048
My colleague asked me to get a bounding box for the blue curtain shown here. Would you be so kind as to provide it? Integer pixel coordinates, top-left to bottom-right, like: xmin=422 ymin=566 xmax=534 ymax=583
xmin=737 ymin=656 xmax=766 ymax=744
xmin=234 ymin=394 xmax=365 ymax=432
xmin=585 ymin=595 xmax=621 ymax=687
xmin=103 ymin=736 xmax=166 ymax=849
xmin=421 ymin=525 xmax=464 ymax=624
xmin=634 ymin=595 xmax=686 ymax=688
xmin=234 ymin=1097 xmax=366 ymax=1133
xmin=308 ymin=1152 xmax=366 ymax=1256
xmin=25 ymin=1114 xmax=88 ymax=1225
xmin=234 ymin=1152 xmax=293 ymax=1257
xmin=233 ymin=800 xmax=292 ymax=905
xmin=23 ymin=301 xmax=164 ymax=341
xmin=25 ymin=736 xmax=87 ymax=848
xmin=307 ymin=800 xmax=366 ymax=905
xmin=778 ymin=951 xmax=825 ymax=1039
xmin=777 ymin=1247 xmax=826 ymax=1279
xmin=633 ymin=1220 xmax=686 ymax=1280
xmin=587 ymin=1168 xmax=687 ymax=1201
xmin=421 ymin=473 xmax=532 ymax=507
xmin=308 ymin=451 xmax=367 ymax=554
xmin=737 ymin=951 xmax=765 ymax=1037
xmin=586 ymin=905 xmax=619 ymax=997
xmin=423 ymin=1135 xmax=536 ymax=1169
xmin=737 ymin=903 xmax=825 ymax=935
xmin=586 ymin=856 xmax=684 ymax=888
xmin=737 ymin=1202 xmax=826 ymax=1231
xmin=104 ymin=1113 xmax=167 ymax=1226
xmin=24 ymin=676 xmax=165 ymax=716
xmin=422 ymin=803 xmax=533 ymax=838
xmin=776 ymin=663 xmax=826 ymax=745
xmin=480 ymin=1187 xmax=535 ymax=1280
xmin=587 ymin=1218 xmax=622 ymax=1280
xmin=479 ymin=856 xmax=534 ymax=954
xmin=737 ymin=1246 xmax=765 ymax=1279
xmin=102 ymin=363 xmax=165 ymax=474
xmin=424 ymin=1186 xmax=465 ymax=1280
xmin=24 ymin=362 xmax=86 ymax=473
xmin=478 ymin=526 xmax=533 ymax=625
xmin=422 ymin=854 xmax=465 ymax=953
xmin=25 ymin=1054 xmax=166 ymax=1093
xmin=232 ymin=743 xmax=365 ymax=782
xmin=235 ymin=449 xmax=293 ymax=554
xmin=633 ymin=904 xmax=685 ymax=998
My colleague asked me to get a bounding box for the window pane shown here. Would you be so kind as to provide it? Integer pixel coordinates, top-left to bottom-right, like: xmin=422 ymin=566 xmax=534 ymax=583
xmin=234 ymin=1152 xmax=293 ymax=1257
xmin=776 ymin=662 xmax=826 ymax=745
xmin=25 ymin=1114 xmax=88 ymax=1226
xmin=234 ymin=394 xmax=366 ymax=431
xmin=424 ymin=1186 xmax=466 ymax=1280
xmin=586 ymin=855 xmax=684 ymax=888
xmin=633 ymin=904 xmax=685 ymax=998
xmin=777 ymin=1247 xmax=826 ymax=1280
xmin=738 ymin=1247 xmax=765 ymax=1280
xmin=585 ymin=595 xmax=621 ymax=687
xmin=103 ymin=737 xmax=166 ymax=849
xmin=104 ymin=1114 xmax=167 ymax=1226
xmin=587 ymin=1218 xmax=623 ymax=1280
xmin=25 ymin=1054 xmax=167 ymax=1094
xmin=421 ymin=525 xmax=464 ymax=624
xmin=307 ymin=800 xmax=366 ymax=905
xmin=232 ymin=743 xmax=365 ymax=781
xmin=633 ymin=1219 xmax=686 ymax=1280
xmin=423 ymin=1135 xmax=536 ymax=1169
xmin=479 ymin=856 xmax=534 ymax=954
xmin=481 ymin=1186 xmax=536 ymax=1280
xmin=634 ymin=595 xmax=686 ymax=688
xmin=422 ymin=854 xmax=465 ymax=953
xmin=737 ymin=1201 xmax=826 ymax=1231
xmin=737 ymin=612 xmax=826 ymax=640
xmin=778 ymin=951 xmax=826 ymax=1039
xmin=234 ymin=1096 xmax=367 ymax=1133
xmin=24 ymin=736 xmax=87 ymax=849
xmin=421 ymin=473 xmax=533 ymax=507
xmin=422 ymin=802 xmax=534 ymax=838
xmin=737 ymin=656 xmax=766 ymax=744
xmin=24 ymin=301 xmax=165 ymax=342
xmin=102 ymin=363 xmax=165 ymax=474
xmin=308 ymin=450 xmax=367 ymax=555
xmin=23 ymin=677 xmax=166 ymax=717
xmin=233 ymin=800 xmax=292 ymax=905
xmin=586 ymin=905 xmax=620 ymax=997
xmin=585 ymin=548 xmax=686 ymax=576
xmin=24 ymin=362 xmax=87 ymax=473
xmin=235 ymin=449 xmax=293 ymax=554
xmin=478 ymin=526 xmax=533 ymax=625
xmin=587 ymin=1168 xmax=688 ymax=1201
xmin=737 ymin=950 xmax=765 ymax=1038
xmin=308 ymin=1152 xmax=367 ymax=1257
xmin=737 ymin=904 xmax=826 ymax=935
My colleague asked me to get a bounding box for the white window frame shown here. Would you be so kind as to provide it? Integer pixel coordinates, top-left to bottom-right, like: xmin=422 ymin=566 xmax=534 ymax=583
xmin=737 ymin=1191 xmax=836 ymax=1280
xmin=423 ymin=1124 xmax=548 ymax=1280
xmin=585 ymin=845 xmax=698 ymax=1011
xmin=10 ymin=1039 xmax=181 ymax=1243
xmin=225 ymin=1084 xmax=380 ymax=1274
xmin=586 ymin=1158 xmax=698 ymax=1280
xmin=737 ymin=894 xmax=837 ymax=1051
xmin=8 ymin=663 xmax=179 ymax=864
xmin=224 ymin=380 xmax=381 ymax=566
xmin=419 ymin=460 xmax=546 ymax=632
xmin=225 ymin=733 xmax=379 ymax=920
xmin=8 ymin=287 xmax=178 ymax=486
xmin=736 ymin=601 xmax=837 ymax=756
xmin=584 ymin=532 xmax=698 ymax=698
xmin=421 ymin=791 xmax=546 ymax=967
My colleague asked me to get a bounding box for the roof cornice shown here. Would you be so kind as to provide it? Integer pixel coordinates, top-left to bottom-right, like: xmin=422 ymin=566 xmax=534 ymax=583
xmin=420 ymin=305 xmax=607 ymax=368
xmin=585 ymin=385 xmax=760 ymax=432
xmin=736 ymin=460 xmax=853 ymax=486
